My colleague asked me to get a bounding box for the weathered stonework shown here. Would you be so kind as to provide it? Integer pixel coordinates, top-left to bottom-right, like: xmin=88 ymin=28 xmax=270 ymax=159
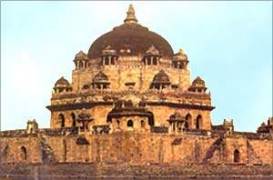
xmin=1 ymin=4 xmax=272 ymax=178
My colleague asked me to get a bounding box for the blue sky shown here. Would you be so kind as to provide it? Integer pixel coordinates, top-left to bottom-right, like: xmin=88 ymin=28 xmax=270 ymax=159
xmin=1 ymin=1 xmax=272 ymax=132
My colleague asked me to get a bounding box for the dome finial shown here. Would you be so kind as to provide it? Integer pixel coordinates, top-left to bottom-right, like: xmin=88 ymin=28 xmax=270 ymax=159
xmin=124 ymin=4 xmax=138 ymax=24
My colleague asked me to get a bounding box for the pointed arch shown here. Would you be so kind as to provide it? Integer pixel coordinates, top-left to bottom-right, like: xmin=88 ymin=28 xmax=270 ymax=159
xmin=196 ymin=115 xmax=202 ymax=129
xmin=79 ymin=61 xmax=84 ymax=69
xmin=20 ymin=146 xmax=27 ymax=161
xmin=234 ymin=149 xmax=240 ymax=163
xmin=71 ymin=113 xmax=76 ymax=127
xmin=127 ymin=119 xmax=134 ymax=128
xmin=58 ymin=113 xmax=65 ymax=128
xmin=185 ymin=113 xmax=192 ymax=129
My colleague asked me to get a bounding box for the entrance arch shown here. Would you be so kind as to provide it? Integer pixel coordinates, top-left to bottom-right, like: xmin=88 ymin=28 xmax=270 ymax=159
xmin=233 ymin=149 xmax=240 ymax=163
xmin=127 ymin=120 xmax=134 ymax=128
xmin=20 ymin=146 xmax=27 ymax=161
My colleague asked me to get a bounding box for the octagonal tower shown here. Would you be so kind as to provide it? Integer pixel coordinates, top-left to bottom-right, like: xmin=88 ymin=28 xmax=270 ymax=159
xmin=47 ymin=5 xmax=214 ymax=133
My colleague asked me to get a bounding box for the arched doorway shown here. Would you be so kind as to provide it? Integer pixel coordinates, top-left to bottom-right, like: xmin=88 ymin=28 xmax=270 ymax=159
xmin=20 ymin=146 xmax=27 ymax=161
xmin=127 ymin=120 xmax=134 ymax=128
xmin=234 ymin=149 xmax=240 ymax=163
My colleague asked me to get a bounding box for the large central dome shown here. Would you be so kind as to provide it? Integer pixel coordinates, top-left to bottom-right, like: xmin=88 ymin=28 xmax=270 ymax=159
xmin=87 ymin=5 xmax=174 ymax=59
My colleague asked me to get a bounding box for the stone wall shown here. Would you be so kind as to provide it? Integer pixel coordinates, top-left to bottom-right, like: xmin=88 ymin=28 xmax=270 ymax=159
xmin=50 ymin=103 xmax=212 ymax=130
xmin=71 ymin=56 xmax=190 ymax=93
xmin=1 ymin=163 xmax=273 ymax=179
xmin=1 ymin=131 xmax=272 ymax=165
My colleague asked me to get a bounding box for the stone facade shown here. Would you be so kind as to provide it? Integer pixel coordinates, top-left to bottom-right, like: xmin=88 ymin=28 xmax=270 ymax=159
xmin=1 ymin=129 xmax=273 ymax=165
xmin=1 ymin=5 xmax=272 ymax=170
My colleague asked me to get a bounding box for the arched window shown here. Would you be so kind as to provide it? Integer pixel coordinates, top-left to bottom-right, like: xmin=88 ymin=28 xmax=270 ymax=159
xmin=20 ymin=146 xmax=27 ymax=160
xmin=105 ymin=56 xmax=109 ymax=65
xmin=184 ymin=121 xmax=189 ymax=129
xmin=58 ymin=114 xmax=65 ymax=128
xmin=234 ymin=149 xmax=240 ymax=163
xmin=71 ymin=113 xmax=76 ymax=127
xmin=127 ymin=120 xmax=133 ymax=128
xmin=196 ymin=115 xmax=202 ymax=129
xmin=141 ymin=120 xmax=145 ymax=128
xmin=185 ymin=114 xmax=192 ymax=129
xmin=116 ymin=120 xmax=120 ymax=128
xmin=79 ymin=61 xmax=84 ymax=69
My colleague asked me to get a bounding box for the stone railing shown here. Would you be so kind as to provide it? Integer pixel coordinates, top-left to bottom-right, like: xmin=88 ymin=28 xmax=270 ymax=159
xmin=0 ymin=127 xmax=78 ymax=137
xmin=0 ymin=129 xmax=28 ymax=137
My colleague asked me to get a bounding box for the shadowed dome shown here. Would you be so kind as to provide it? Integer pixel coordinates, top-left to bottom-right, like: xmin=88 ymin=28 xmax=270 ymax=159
xmin=192 ymin=76 xmax=206 ymax=87
xmin=74 ymin=51 xmax=88 ymax=61
xmin=54 ymin=77 xmax=70 ymax=87
xmin=87 ymin=5 xmax=174 ymax=59
xmin=188 ymin=76 xmax=207 ymax=92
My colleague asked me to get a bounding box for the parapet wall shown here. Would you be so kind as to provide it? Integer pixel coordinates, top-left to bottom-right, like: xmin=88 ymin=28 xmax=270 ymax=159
xmin=0 ymin=130 xmax=273 ymax=165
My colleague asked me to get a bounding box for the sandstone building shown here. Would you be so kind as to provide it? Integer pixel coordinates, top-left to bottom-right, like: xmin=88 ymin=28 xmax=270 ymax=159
xmin=1 ymin=5 xmax=273 ymax=167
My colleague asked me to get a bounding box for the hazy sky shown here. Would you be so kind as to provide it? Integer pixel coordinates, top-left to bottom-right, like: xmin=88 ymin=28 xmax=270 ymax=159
xmin=1 ymin=1 xmax=272 ymax=132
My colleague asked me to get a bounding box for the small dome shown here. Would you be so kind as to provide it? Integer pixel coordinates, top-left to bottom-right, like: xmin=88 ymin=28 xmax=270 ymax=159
xmin=74 ymin=51 xmax=88 ymax=61
xmin=93 ymin=71 xmax=109 ymax=83
xmin=54 ymin=77 xmax=70 ymax=87
xmin=152 ymin=70 xmax=170 ymax=84
xmin=173 ymin=49 xmax=188 ymax=61
xmin=188 ymin=76 xmax=207 ymax=92
xmin=192 ymin=76 xmax=206 ymax=87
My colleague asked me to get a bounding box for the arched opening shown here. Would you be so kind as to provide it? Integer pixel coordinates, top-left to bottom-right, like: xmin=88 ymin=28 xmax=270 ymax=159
xmin=234 ymin=149 xmax=240 ymax=163
xmin=63 ymin=139 xmax=67 ymax=162
xmin=141 ymin=120 xmax=145 ymax=128
xmin=196 ymin=115 xmax=202 ymax=129
xmin=20 ymin=146 xmax=27 ymax=160
xmin=127 ymin=120 xmax=134 ymax=128
xmin=2 ymin=145 xmax=9 ymax=162
xmin=104 ymin=56 xmax=108 ymax=65
xmin=148 ymin=112 xmax=155 ymax=127
xmin=184 ymin=122 xmax=189 ymax=129
xmin=117 ymin=120 xmax=120 ymax=128
xmin=79 ymin=61 xmax=84 ymax=69
xmin=71 ymin=113 xmax=76 ymax=127
xmin=185 ymin=113 xmax=192 ymax=129
xmin=58 ymin=114 xmax=65 ymax=128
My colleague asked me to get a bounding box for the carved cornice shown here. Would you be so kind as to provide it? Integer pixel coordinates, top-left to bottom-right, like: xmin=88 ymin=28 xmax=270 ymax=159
xmin=47 ymin=99 xmax=214 ymax=112
xmin=52 ymin=90 xmax=211 ymax=101
xmin=46 ymin=101 xmax=113 ymax=111
xmin=146 ymin=101 xmax=215 ymax=111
